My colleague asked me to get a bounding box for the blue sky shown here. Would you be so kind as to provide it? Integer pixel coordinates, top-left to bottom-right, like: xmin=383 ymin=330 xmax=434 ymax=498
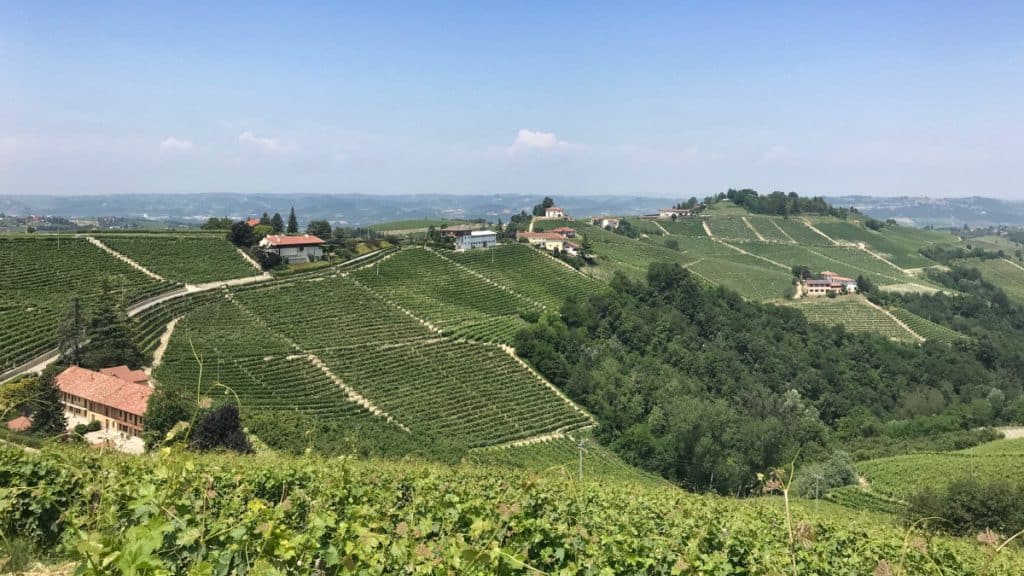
xmin=2 ymin=2 xmax=1023 ymax=198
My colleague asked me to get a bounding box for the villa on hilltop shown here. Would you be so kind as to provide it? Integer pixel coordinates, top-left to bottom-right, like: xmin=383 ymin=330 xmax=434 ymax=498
xmin=804 ymin=271 xmax=858 ymax=296
xmin=544 ymin=206 xmax=568 ymax=219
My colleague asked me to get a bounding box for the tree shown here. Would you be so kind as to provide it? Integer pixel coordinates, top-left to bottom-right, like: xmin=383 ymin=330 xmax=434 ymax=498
xmin=259 ymin=212 xmax=271 ymax=226
xmin=79 ymin=280 xmax=145 ymax=370
xmin=251 ymin=224 xmax=273 ymax=241
xmin=227 ymin=220 xmax=255 ymax=247
xmin=28 ymin=365 xmax=67 ymax=436
xmin=287 ymin=207 xmax=298 ymax=234
xmin=251 ymin=247 xmax=283 ymax=270
xmin=306 ymin=219 xmax=332 ymax=239
xmin=56 ymin=298 xmax=87 ymax=365
xmin=190 ymin=404 xmax=252 ymax=453
xmin=270 ymin=212 xmax=285 ymax=233
xmin=856 ymin=275 xmax=875 ymax=294
xmin=141 ymin=386 xmax=194 ymax=449
xmin=532 ymin=197 xmax=555 ymax=216
xmin=201 ymin=217 xmax=233 ymax=230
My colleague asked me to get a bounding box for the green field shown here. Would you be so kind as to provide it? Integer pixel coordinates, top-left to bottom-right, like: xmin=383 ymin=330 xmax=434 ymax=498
xmin=962 ymin=258 xmax=1024 ymax=303
xmin=857 ymin=451 xmax=1024 ymax=501
xmin=0 ymin=236 xmax=177 ymax=372
xmin=784 ymin=297 xmax=918 ymax=341
xmin=352 ymin=247 xmax=541 ymax=343
xmin=95 ymin=235 xmax=260 ymax=284
xmin=449 ymin=243 xmax=606 ymax=309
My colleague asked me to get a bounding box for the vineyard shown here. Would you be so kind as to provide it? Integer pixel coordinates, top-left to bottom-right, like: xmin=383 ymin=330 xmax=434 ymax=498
xmin=0 ymin=236 xmax=176 ymax=372
xmin=659 ymin=217 xmax=707 ymax=237
xmin=3 ymin=445 xmax=1021 ymax=574
xmin=857 ymin=451 xmax=1024 ymax=501
xmin=688 ymin=255 xmax=793 ymax=300
xmin=703 ymin=216 xmax=762 ymax=242
xmin=964 ymin=258 xmax=1024 ymax=304
xmin=449 ymin=243 xmax=605 ymax=309
xmin=889 ymin=307 xmax=965 ymax=344
xmin=810 ymin=220 xmax=937 ymax=269
xmin=784 ymin=298 xmax=918 ymax=341
xmin=351 ymin=247 xmax=541 ymax=343
xmin=96 ymin=235 xmax=260 ymax=283
xmin=318 ymin=340 xmax=592 ymax=447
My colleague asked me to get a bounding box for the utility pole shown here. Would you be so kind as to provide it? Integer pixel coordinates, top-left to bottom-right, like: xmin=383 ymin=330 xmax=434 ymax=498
xmin=577 ymin=438 xmax=585 ymax=482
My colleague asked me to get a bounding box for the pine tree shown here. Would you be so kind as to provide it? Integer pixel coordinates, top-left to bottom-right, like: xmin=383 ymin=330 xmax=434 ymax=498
xmin=56 ymin=297 xmax=87 ymax=365
xmin=80 ymin=280 xmax=145 ymax=370
xmin=28 ymin=364 xmax=67 ymax=436
xmin=259 ymin=212 xmax=270 ymax=225
xmin=270 ymin=212 xmax=285 ymax=233
xmin=287 ymin=207 xmax=298 ymax=234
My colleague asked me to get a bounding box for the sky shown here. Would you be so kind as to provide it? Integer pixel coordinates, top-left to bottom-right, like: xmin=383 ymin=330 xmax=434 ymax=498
xmin=2 ymin=1 xmax=1023 ymax=198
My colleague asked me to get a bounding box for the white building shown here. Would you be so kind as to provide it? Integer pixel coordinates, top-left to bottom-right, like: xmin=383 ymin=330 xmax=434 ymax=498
xmin=592 ymin=217 xmax=620 ymax=229
xmin=259 ymin=234 xmax=326 ymax=264
xmin=545 ymin=206 xmax=567 ymax=219
xmin=455 ymin=230 xmax=497 ymax=251
xmin=658 ymin=208 xmax=693 ymax=219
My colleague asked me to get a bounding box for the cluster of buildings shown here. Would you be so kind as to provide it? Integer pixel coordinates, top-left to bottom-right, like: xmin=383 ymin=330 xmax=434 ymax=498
xmin=517 ymin=226 xmax=581 ymax=256
xmin=650 ymin=207 xmax=698 ymax=220
xmin=6 ymin=364 xmax=154 ymax=453
xmin=803 ymin=271 xmax=859 ymax=296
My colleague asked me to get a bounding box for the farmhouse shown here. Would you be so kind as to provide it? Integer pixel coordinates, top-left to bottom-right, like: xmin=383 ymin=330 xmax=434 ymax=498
xmin=518 ymin=231 xmax=569 ymax=252
xmin=545 ymin=206 xmax=567 ymax=219
xmin=259 ymin=234 xmax=326 ymax=264
xmin=658 ymin=208 xmax=693 ymax=219
xmin=440 ymin=225 xmax=479 ymax=239
xmin=550 ymin=226 xmax=577 ymax=238
xmin=55 ymin=365 xmax=152 ymax=438
xmin=592 ymin=217 xmax=620 ymax=229
xmin=804 ymin=271 xmax=858 ymax=296
xmin=455 ymin=230 xmax=498 ymax=251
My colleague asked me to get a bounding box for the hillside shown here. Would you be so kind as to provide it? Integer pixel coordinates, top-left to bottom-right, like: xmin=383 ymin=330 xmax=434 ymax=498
xmin=4 ymin=445 xmax=1022 ymax=574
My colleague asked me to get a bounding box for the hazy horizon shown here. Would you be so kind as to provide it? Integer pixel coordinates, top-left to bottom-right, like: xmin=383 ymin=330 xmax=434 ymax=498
xmin=3 ymin=2 xmax=1024 ymax=200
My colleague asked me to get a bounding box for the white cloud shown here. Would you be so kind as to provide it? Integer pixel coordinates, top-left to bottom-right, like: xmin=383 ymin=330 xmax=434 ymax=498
xmin=159 ymin=137 xmax=193 ymax=152
xmin=239 ymin=131 xmax=283 ymax=153
xmin=506 ymin=129 xmax=573 ymax=154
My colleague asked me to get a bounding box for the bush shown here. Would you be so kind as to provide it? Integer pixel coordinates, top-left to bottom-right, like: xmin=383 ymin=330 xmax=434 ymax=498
xmin=73 ymin=423 xmax=88 ymax=436
xmin=792 ymin=451 xmax=857 ymax=498
xmin=189 ymin=404 xmax=252 ymax=454
xmin=86 ymin=420 xmax=101 ymax=432
xmin=251 ymin=247 xmax=283 ymax=270
xmin=906 ymin=477 xmax=1024 ymax=536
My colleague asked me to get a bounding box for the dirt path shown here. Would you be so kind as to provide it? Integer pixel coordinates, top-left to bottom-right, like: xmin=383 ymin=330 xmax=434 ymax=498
xmin=499 ymin=343 xmax=595 ymax=422
xmin=770 ymin=219 xmax=797 ymax=243
xmin=528 ymin=217 xmax=536 ymax=233
xmin=146 ymin=316 xmax=181 ymax=375
xmin=702 ymin=220 xmax=714 ymax=238
xmin=236 ymin=247 xmax=264 ymax=272
xmin=86 ymin=236 xmax=165 ymax=281
xmin=998 ymin=426 xmax=1024 ymax=440
xmin=800 ymin=218 xmax=836 ymax=244
xmin=1003 ymin=258 xmax=1024 ymax=273
xmin=306 ymin=354 xmax=408 ymax=430
xmin=651 ymin=220 xmax=670 ymax=235
xmin=862 ymin=297 xmax=925 ymax=343
xmin=741 ymin=216 xmax=767 ymax=242
xmin=716 ymin=240 xmax=791 ymax=270
xmin=185 ymin=273 xmax=272 ymax=293
xmin=856 ymin=242 xmax=907 ymax=274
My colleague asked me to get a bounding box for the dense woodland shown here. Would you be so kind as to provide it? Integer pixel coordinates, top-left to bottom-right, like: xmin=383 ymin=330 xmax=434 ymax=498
xmin=515 ymin=262 xmax=1016 ymax=494
xmin=713 ymin=188 xmax=855 ymax=218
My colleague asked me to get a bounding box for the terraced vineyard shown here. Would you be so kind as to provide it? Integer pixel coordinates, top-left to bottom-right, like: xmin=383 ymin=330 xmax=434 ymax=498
xmin=233 ymin=275 xmax=433 ymax=350
xmin=449 ymin=243 xmax=605 ymax=309
xmin=689 ymin=255 xmax=793 ymax=300
xmin=131 ymin=291 xmax=227 ymax=354
xmin=319 ymin=340 xmax=591 ymax=446
xmin=0 ymin=236 xmax=176 ymax=372
xmin=745 ymin=216 xmax=793 ymax=243
xmin=704 ymin=216 xmax=762 ymax=242
xmin=659 ymin=217 xmax=707 ymax=237
xmin=889 ymin=307 xmax=964 ymax=344
xmin=811 ymin=220 xmax=936 ymax=269
xmin=561 ymin=221 xmax=694 ymax=280
xmin=352 ymin=248 xmax=540 ymax=342
xmin=774 ymin=218 xmax=831 ymax=245
xmin=97 ymin=235 xmax=260 ymax=283
xmin=964 ymin=258 xmax=1024 ymax=304
xmin=823 ymin=485 xmax=906 ymax=515
xmin=621 ymin=217 xmax=666 ymax=236
xmin=785 ymin=298 xmax=917 ymax=341
xmin=470 ymin=431 xmax=661 ymax=484
xmin=858 ymin=452 xmax=1024 ymax=501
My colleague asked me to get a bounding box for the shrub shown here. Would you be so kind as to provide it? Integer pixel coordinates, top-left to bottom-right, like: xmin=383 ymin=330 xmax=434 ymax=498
xmin=86 ymin=420 xmax=101 ymax=432
xmin=73 ymin=423 xmax=88 ymax=436
xmin=905 ymin=477 xmax=1024 ymax=536
xmin=792 ymin=451 xmax=857 ymax=498
xmin=189 ymin=404 xmax=252 ymax=454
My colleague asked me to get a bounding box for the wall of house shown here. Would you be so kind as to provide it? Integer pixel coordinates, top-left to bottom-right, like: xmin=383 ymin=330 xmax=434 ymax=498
xmin=276 ymin=246 xmax=323 ymax=263
xmin=61 ymin=393 xmax=143 ymax=437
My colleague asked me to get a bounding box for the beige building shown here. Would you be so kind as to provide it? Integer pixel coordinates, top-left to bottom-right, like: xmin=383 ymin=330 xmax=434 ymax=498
xmin=56 ymin=365 xmax=152 ymax=438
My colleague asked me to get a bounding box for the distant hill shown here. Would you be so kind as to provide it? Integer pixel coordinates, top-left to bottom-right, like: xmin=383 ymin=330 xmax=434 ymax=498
xmin=826 ymin=195 xmax=1024 ymax=227
xmin=0 ymin=193 xmax=677 ymax=228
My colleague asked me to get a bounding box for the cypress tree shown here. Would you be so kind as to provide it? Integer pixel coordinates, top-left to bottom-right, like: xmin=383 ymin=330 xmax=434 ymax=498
xmin=270 ymin=212 xmax=284 ymax=233
xmin=287 ymin=207 xmax=298 ymax=234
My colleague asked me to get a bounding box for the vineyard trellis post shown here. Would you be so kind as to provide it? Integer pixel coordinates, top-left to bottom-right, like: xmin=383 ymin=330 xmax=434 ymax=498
xmin=577 ymin=438 xmax=586 ymax=482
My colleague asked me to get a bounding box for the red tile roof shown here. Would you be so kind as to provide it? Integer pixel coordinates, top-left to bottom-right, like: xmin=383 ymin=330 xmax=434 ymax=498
xmin=551 ymin=226 xmax=576 ymax=233
xmin=262 ymin=234 xmax=325 ymax=247
xmin=6 ymin=416 xmax=31 ymax=432
xmin=56 ymin=366 xmax=153 ymax=417
xmin=100 ymin=365 xmax=149 ymax=385
xmin=246 ymin=218 xmax=261 ymax=227
xmin=518 ymin=232 xmax=567 ymax=241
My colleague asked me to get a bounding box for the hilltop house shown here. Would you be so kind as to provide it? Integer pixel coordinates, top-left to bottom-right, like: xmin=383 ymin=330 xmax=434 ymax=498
xmin=56 ymin=365 xmax=152 ymax=439
xmin=544 ymin=206 xmax=567 ymax=219
xmin=658 ymin=208 xmax=693 ymax=219
xmin=804 ymin=271 xmax=858 ymax=296
xmin=455 ymin=230 xmax=498 ymax=251
xmin=259 ymin=234 xmax=326 ymax=264
xmin=592 ymin=217 xmax=620 ymax=229
xmin=518 ymin=231 xmax=570 ymax=252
